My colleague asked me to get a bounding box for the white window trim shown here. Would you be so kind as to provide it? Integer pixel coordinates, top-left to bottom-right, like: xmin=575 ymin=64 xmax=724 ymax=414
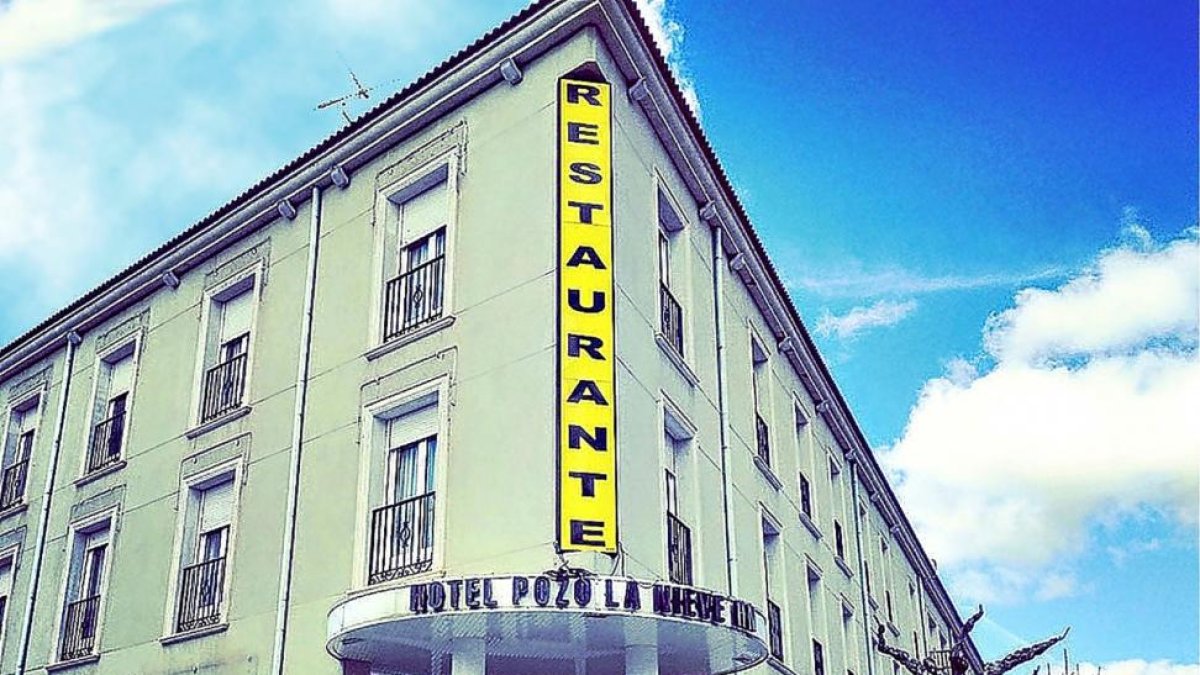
xmin=79 ymin=333 xmax=143 ymax=477
xmin=188 ymin=265 xmax=263 ymax=430
xmin=161 ymin=457 xmax=245 ymax=637
xmin=49 ymin=506 xmax=119 ymax=665
xmin=2 ymin=387 xmax=45 ymax=506
xmin=354 ymin=376 xmax=451 ymax=589
xmin=0 ymin=543 xmax=20 ymax=658
xmin=369 ymin=151 xmax=461 ymax=348
xmin=654 ymin=174 xmax=694 ymax=359
xmin=659 ymin=395 xmax=699 ymax=585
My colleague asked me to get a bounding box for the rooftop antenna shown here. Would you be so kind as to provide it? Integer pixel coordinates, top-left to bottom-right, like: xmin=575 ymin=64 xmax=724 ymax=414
xmin=315 ymin=53 xmax=395 ymax=124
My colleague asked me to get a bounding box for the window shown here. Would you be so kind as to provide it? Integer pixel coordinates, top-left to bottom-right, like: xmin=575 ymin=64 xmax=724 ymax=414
xmin=813 ymin=639 xmax=826 ymax=675
xmin=657 ymin=191 xmax=686 ymax=357
xmin=807 ymin=564 xmax=825 ymax=646
xmin=1 ymin=397 xmax=39 ymax=511
xmin=762 ymin=516 xmax=784 ymax=661
xmin=663 ymin=405 xmax=694 ymax=586
xmin=59 ymin=522 xmax=111 ymax=662
xmin=86 ymin=344 xmax=136 ymax=475
xmin=799 ymin=472 xmax=813 ymax=520
xmin=0 ymin=555 xmax=13 ymax=651
xmin=751 ymin=337 xmax=770 ymax=466
xmin=886 ymin=590 xmax=894 ymax=624
xmin=198 ymin=281 xmax=255 ymax=424
xmin=834 ymin=520 xmax=845 ymax=560
xmin=368 ymin=397 xmax=439 ymax=584
xmin=382 ymin=168 xmax=451 ymax=341
xmin=175 ymin=476 xmax=235 ymax=633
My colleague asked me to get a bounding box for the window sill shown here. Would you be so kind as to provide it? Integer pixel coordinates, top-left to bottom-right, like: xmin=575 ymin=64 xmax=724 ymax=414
xmin=160 ymin=622 xmax=229 ymax=646
xmin=186 ymin=405 xmax=252 ymax=439
xmin=75 ymin=460 xmax=127 ymax=488
xmin=46 ymin=654 xmax=100 ymax=672
xmin=835 ymin=556 xmax=855 ymax=579
xmin=753 ymin=455 xmax=783 ymax=491
xmin=655 ymin=333 xmax=699 ymax=387
xmin=366 ymin=315 xmax=456 ymax=361
xmin=0 ymin=502 xmax=28 ymax=521
xmin=798 ymin=512 xmax=822 ymax=540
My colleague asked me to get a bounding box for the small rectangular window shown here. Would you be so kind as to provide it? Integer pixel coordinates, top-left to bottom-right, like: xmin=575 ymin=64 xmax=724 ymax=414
xmin=834 ymin=520 xmax=845 ymax=560
xmin=87 ymin=347 xmax=135 ymax=475
xmin=199 ymin=283 xmax=256 ymax=424
xmin=59 ymin=522 xmax=111 ymax=662
xmin=813 ymin=639 xmax=825 ymax=675
xmin=369 ymin=399 xmax=439 ymax=584
xmin=1 ymin=399 xmax=39 ymax=510
xmin=799 ymin=472 xmax=813 ymax=519
xmin=176 ymin=476 xmax=235 ymax=633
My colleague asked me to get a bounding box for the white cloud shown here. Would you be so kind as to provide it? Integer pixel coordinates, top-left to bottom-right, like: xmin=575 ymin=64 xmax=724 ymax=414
xmin=984 ymin=235 xmax=1198 ymax=363
xmin=882 ymin=229 xmax=1200 ymax=603
xmin=1046 ymin=661 xmax=1200 ymax=675
xmin=633 ymin=0 xmax=701 ymax=115
xmin=788 ymin=262 xmax=1066 ymax=298
xmin=0 ymin=0 xmax=181 ymax=64
xmin=817 ymin=299 xmax=918 ymax=339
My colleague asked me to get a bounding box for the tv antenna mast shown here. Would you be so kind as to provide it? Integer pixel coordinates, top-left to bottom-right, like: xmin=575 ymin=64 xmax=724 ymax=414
xmin=316 ymin=55 xmax=397 ymax=123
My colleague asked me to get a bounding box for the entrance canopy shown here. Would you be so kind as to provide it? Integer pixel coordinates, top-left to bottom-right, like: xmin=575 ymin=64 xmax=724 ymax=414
xmin=327 ymin=575 xmax=768 ymax=674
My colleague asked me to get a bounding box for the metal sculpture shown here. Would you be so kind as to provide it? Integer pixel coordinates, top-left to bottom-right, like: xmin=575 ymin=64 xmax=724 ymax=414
xmin=876 ymin=605 xmax=1070 ymax=675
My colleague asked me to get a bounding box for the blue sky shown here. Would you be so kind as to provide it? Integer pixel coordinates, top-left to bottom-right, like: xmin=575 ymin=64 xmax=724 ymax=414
xmin=0 ymin=0 xmax=1195 ymax=672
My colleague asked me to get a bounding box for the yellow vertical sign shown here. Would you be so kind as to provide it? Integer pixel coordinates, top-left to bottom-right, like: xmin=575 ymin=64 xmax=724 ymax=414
xmin=557 ymin=77 xmax=617 ymax=552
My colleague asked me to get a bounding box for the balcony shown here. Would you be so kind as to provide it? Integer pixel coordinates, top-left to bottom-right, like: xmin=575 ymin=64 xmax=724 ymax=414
xmin=666 ymin=512 xmax=693 ymax=585
xmin=199 ymin=353 xmax=248 ymax=423
xmin=659 ymin=283 xmax=684 ymax=357
xmin=368 ymin=492 xmax=435 ymax=584
xmin=383 ymin=256 xmax=445 ymax=342
xmin=0 ymin=459 xmax=29 ymax=511
xmin=59 ymin=595 xmax=101 ymax=661
xmin=755 ymin=413 xmax=770 ymax=466
xmin=176 ymin=556 xmax=227 ymax=633
xmin=767 ymin=599 xmax=784 ymax=660
xmin=86 ymin=411 xmax=126 ymax=475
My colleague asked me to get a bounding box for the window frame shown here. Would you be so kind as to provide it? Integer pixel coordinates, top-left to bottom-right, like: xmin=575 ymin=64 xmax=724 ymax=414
xmin=50 ymin=507 xmax=118 ymax=664
xmin=0 ymin=543 xmax=19 ymax=658
xmin=355 ymin=377 xmax=450 ymax=589
xmin=1 ymin=389 xmax=44 ymax=509
xmin=189 ymin=266 xmax=263 ymax=429
xmin=80 ymin=335 xmax=142 ymax=477
xmin=163 ymin=458 xmax=244 ymax=637
xmin=370 ymin=153 xmax=461 ymax=348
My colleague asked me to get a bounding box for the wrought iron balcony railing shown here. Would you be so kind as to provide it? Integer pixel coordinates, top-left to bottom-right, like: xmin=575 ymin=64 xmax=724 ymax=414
xmin=659 ymin=282 xmax=684 ymax=356
xmin=176 ymin=556 xmax=227 ymax=633
xmin=59 ymin=595 xmax=101 ymax=661
xmin=768 ymin=599 xmax=784 ymax=660
xmin=0 ymin=459 xmax=29 ymax=511
xmin=86 ymin=411 xmax=126 ymax=474
xmin=368 ymin=492 xmax=435 ymax=584
xmin=666 ymin=512 xmax=693 ymax=585
xmin=755 ymin=413 xmax=771 ymax=466
xmin=199 ymin=353 xmax=248 ymax=423
xmin=383 ymin=256 xmax=446 ymax=341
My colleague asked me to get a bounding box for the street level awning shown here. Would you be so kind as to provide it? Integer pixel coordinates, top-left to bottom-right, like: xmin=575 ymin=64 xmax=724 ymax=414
xmin=327 ymin=574 xmax=769 ymax=674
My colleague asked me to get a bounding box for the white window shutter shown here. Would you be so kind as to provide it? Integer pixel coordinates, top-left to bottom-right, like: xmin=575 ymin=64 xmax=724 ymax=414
xmin=199 ymin=479 xmax=235 ymax=532
xmin=399 ymin=180 xmax=447 ymax=244
xmin=219 ymin=291 xmax=253 ymax=344
xmin=108 ymin=355 xmax=134 ymax=398
xmin=386 ymin=401 xmax=437 ymax=449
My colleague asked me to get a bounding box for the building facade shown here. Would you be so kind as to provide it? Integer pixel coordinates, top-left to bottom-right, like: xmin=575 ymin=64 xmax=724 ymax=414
xmin=0 ymin=1 xmax=982 ymax=674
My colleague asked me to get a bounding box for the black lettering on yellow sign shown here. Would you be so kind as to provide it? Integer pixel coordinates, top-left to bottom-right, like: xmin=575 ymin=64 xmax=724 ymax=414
xmin=557 ymin=76 xmax=617 ymax=552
